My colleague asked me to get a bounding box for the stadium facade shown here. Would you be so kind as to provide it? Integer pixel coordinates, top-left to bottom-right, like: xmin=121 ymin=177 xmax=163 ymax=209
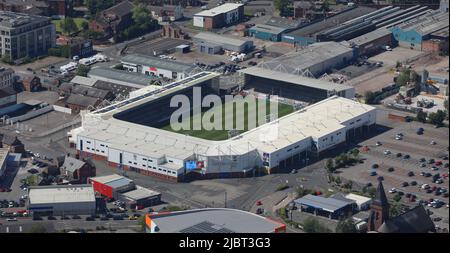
xmin=69 ymin=72 xmax=376 ymax=182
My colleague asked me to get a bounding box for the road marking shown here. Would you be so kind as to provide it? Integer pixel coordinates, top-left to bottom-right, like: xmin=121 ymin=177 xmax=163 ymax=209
xmin=19 ymin=226 xmax=22 ymax=232
xmin=6 ymin=226 xmax=9 ymax=233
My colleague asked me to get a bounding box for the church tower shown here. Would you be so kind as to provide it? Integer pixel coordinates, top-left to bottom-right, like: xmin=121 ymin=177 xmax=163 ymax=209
xmin=368 ymin=178 xmax=390 ymax=232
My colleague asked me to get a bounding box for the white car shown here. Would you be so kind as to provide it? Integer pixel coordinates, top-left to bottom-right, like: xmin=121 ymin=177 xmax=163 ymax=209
xmin=388 ymin=188 xmax=397 ymax=193
xmin=430 ymin=140 xmax=437 ymax=145
xmin=6 ymin=218 xmax=17 ymax=222
xmin=384 ymin=150 xmax=391 ymax=155
xmin=375 ymin=141 xmax=382 ymax=146
xmin=395 ymin=136 xmax=402 ymax=140
xmin=421 ymin=184 xmax=430 ymax=189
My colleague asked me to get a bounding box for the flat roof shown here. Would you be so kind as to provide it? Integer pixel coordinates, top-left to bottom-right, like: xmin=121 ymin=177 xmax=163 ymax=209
xmin=0 ymin=148 xmax=9 ymax=166
xmin=28 ymin=185 xmax=95 ymax=205
xmin=193 ymin=32 xmax=252 ymax=47
xmin=121 ymin=54 xmax=195 ymax=73
xmin=345 ymin=193 xmax=372 ymax=206
xmin=250 ymin=24 xmax=287 ymax=34
xmin=148 ymin=208 xmax=285 ymax=233
xmin=90 ymin=174 xmax=128 ymax=184
xmin=239 ymin=67 xmax=353 ymax=92
xmin=120 ymin=186 xmax=160 ymax=201
xmin=71 ymin=75 xmax=98 ymax=87
xmin=348 ymin=28 xmax=392 ymax=46
xmin=195 ymin=3 xmax=243 ymax=17
xmin=294 ymin=194 xmax=351 ymax=213
xmin=88 ymin=67 xmax=159 ymax=87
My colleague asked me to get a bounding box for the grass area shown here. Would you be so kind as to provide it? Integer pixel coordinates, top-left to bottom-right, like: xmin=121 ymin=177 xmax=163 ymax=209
xmin=52 ymin=18 xmax=88 ymax=34
xmin=161 ymin=99 xmax=294 ymax=141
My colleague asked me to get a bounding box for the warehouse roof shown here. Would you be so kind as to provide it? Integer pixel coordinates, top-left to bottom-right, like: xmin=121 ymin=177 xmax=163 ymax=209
xmin=193 ymin=32 xmax=252 ymax=47
xmin=265 ymin=16 xmax=302 ymax=29
xmin=294 ymin=194 xmax=352 ymax=213
xmin=394 ymin=10 xmax=449 ymax=36
xmin=88 ymin=67 xmax=159 ymax=87
xmin=147 ymin=208 xmax=285 ymax=233
xmin=90 ymin=174 xmax=134 ymax=188
xmin=195 ymin=3 xmax=243 ymax=17
xmin=250 ymin=41 xmax=353 ymax=77
xmin=287 ymin=6 xmax=375 ymax=37
xmin=348 ymin=28 xmax=392 ymax=46
xmin=61 ymin=156 xmax=85 ymax=173
xmin=431 ymin=27 xmax=449 ymax=38
xmin=120 ymin=186 xmax=160 ymax=201
xmin=28 ymin=185 xmax=95 ymax=204
xmin=0 ymin=148 xmax=9 ymax=169
xmin=121 ymin=54 xmax=195 ymax=73
xmin=66 ymin=93 xmax=99 ymax=107
xmin=249 ymin=24 xmax=287 ymax=34
xmin=345 ymin=193 xmax=372 ymax=207
xmin=71 ymin=76 xmax=97 ymax=87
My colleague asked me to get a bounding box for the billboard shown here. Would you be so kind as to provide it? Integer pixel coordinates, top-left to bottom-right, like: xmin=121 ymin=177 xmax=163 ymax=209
xmin=185 ymin=160 xmax=205 ymax=171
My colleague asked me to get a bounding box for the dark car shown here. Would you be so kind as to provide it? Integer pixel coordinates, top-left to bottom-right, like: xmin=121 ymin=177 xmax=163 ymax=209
xmin=403 ymin=154 xmax=410 ymax=159
xmin=388 ymin=167 xmax=395 ymax=172
xmin=100 ymin=216 xmax=109 ymax=221
xmin=402 ymin=182 xmax=409 ymax=187
xmin=428 ymin=159 xmax=435 ymax=164
xmin=419 ymin=158 xmax=426 ymax=162
xmin=113 ymin=216 xmax=123 ymax=220
xmin=371 ymin=164 xmax=379 ymax=169
xmin=72 ymin=215 xmax=81 ymax=219
xmin=405 ymin=193 xmax=411 ymax=198
xmin=407 ymin=171 xmax=414 ymax=177
xmin=85 ymin=216 xmax=95 ymax=221
xmin=397 ymin=191 xmax=404 ymax=196
xmin=27 ymin=169 xmax=39 ymax=174
xmin=410 ymin=181 xmax=417 ymax=186
xmin=396 ymin=153 xmax=403 ymax=158
xmin=47 ymin=216 xmax=56 ymax=220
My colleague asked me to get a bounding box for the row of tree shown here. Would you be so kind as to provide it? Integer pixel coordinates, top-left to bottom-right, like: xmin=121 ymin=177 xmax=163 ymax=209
xmin=113 ymin=4 xmax=160 ymax=43
xmin=416 ymin=110 xmax=447 ymax=127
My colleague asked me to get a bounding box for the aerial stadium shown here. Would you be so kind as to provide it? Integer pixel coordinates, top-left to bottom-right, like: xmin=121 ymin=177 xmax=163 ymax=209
xmin=69 ymin=71 xmax=376 ymax=182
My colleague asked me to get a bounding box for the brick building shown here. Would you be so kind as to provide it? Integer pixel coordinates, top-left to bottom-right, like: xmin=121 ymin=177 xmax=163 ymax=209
xmin=193 ymin=3 xmax=244 ymax=29
xmin=22 ymin=75 xmax=42 ymax=92
xmin=89 ymin=0 xmax=135 ymax=39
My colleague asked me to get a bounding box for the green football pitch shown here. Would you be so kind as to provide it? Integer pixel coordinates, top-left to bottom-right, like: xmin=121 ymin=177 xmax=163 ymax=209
xmin=161 ymin=99 xmax=294 ymax=141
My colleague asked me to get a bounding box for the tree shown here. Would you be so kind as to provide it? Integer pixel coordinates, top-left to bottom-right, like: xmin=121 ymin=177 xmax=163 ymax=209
xmin=319 ymin=0 xmax=331 ymax=12
xmin=335 ymin=218 xmax=357 ymax=233
xmin=132 ymin=4 xmax=151 ymax=27
xmin=325 ymin=158 xmax=335 ymax=174
xmin=349 ymin=148 xmax=360 ymax=159
xmin=1 ymin=55 xmax=13 ymax=64
xmin=428 ymin=110 xmax=446 ymax=127
xmin=364 ymin=91 xmax=376 ymax=104
xmin=302 ymin=217 xmax=332 ymax=233
xmin=61 ymin=17 xmax=78 ymax=35
xmin=76 ymin=65 xmax=91 ymax=77
xmin=396 ymin=69 xmax=411 ymax=86
xmin=390 ymin=202 xmax=402 ymax=217
xmin=393 ymin=193 xmax=402 ymax=202
xmin=274 ymin=0 xmax=290 ymax=16
xmin=60 ymin=45 xmax=72 ymax=58
xmin=296 ymin=187 xmax=311 ymax=198
xmin=416 ymin=110 xmax=427 ymax=123
xmin=81 ymin=20 xmax=89 ymax=31
xmin=27 ymin=224 xmax=47 ymax=233
xmin=367 ymin=186 xmax=377 ymax=198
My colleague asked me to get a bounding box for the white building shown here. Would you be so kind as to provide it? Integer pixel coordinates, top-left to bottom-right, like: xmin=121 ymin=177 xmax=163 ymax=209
xmin=121 ymin=54 xmax=195 ymax=81
xmin=69 ymin=72 xmax=376 ymax=182
xmin=193 ymin=3 xmax=243 ymax=29
xmin=345 ymin=193 xmax=372 ymax=211
xmin=28 ymin=184 xmax=96 ymax=216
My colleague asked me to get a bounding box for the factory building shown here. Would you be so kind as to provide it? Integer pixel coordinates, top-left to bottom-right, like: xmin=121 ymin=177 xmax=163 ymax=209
xmin=89 ymin=174 xmax=136 ymax=200
xmin=249 ymin=17 xmax=302 ymax=42
xmin=193 ymin=32 xmax=254 ymax=54
xmin=193 ymin=3 xmax=243 ymax=29
xmin=145 ymin=208 xmax=286 ymax=233
xmin=88 ymin=67 xmax=162 ymax=88
xmin=118 ymin=186 xmax=161 ymax=209
xmin=69 ymin=72 xmax=375 ymax=182
xmin=27 ymin=185 xmax=96 ymax=216
xmin=316 ymin=5 xmax=431 ymax=42
xmin=121 ymin=54 xmax=195 ymax=80
xmin=391 ymin=10 xmax=449 ymax=51
xmin=348 ymin=28 xmax=394 ymax=56
xmin=282 ymin=6 xmax=375 ymax=46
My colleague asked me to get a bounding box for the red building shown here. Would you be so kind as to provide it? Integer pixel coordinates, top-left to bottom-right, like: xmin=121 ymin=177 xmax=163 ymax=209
xmin=89 ymin=174 xmax=135 ymax=200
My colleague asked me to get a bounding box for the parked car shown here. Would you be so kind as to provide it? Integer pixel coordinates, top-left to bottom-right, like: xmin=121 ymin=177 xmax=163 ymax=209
xmin=407 ymin=171 xmax=414 ymax=177
xmin=384 ymin=150 xmax=391 ymax=155
xmin=396 ymin=153 xmax=403 ymax=158
xmin=389 ymin=188 xmax=397 ymax=193
xmin=402 ymin=182 xmax=409 ymax=187
xmin=388 ymin=167 xmax=395 ymax=172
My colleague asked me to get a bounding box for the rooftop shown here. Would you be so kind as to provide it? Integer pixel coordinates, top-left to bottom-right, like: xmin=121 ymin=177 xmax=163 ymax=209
xmin=90 ymin=174 xmax=134 ymax=188
xmin=294 ymin=194 xmax=352 ymax=213
xmin=71 ymin=76 xmax=98 ymax=87
xmin=249 ymin=24 xmax=287 ymax=34
xmin=195 ymin=3 xmax=243 ymax=17
xmin=287 ymin=6 xmax=375 ymax=37
xmin=66 ymin=93 xmax=99 ymax=107
xmin=348 ymin=28 xmax=392 ymax=46
xmin=147 ymin=208 xmax=285 ymax=233
xmin=394 ymin=10 xmax=449 ymax=36
xmin=0 ymin=147 xmax=9 ymax=166
xmin=61 ymin=156 xmax=86 ymax=173
xmin=0 ymin=10 xmax=51 ymax=28
xmin=193 ymin=32 xmax=252 ymax=47
xmin=120 ymin=186 xmax=160 ymax=201
xmin=265 ymin=16 xmax=302 ymax=29
xmin=121 ymin=54 xmax=195 ymax=73
xmin=28 ymin=185 xmax=95 ymax=205
xmin=88 ymin=67 xmax=159 ymax=87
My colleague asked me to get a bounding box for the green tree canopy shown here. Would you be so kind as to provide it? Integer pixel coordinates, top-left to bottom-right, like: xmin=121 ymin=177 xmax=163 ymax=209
xmin=61 ymin=18 xmax=78 ymax=35
xmin=335 ymin=218 xmax=357 ymax=233
xmin=416 ymin=110 xmax=427 ymax=123
xmin=428 ymin=110 xmax=446 ymax=126
xmin=76 ymin=65 xmax=91 ymax=77
xmin=274 ymin=0 xmax=290 ymax=16
xmin=302 ymin=217 xmax=332 ymax=233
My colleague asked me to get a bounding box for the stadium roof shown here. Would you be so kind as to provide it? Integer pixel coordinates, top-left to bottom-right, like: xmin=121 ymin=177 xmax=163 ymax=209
xmin=193 ymin=32 xmax=252 ymax=47
xmin=28 ymin=185 xmax=95 ymax=204
xmin=294 ymin=194 xmax=352 ymax=213
xmin=249 ymin=41 xmax=353 ymax=77
xmin=121 ymin=54 xmax=195 ymax=73
xmin=147 ymin=208 xmax=285 ymax=233
xmin=88 ymin=67 xmax=159 ymax=88
xmin=286 ymin=6 xmax=375 ymax=37
xmin=239 ymin=67 xmax=353 ymax=92
xmin=195 ymin=3 xmax=243 ymax=17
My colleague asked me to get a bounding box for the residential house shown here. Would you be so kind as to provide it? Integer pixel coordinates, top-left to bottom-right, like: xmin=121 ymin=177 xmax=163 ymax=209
xmin=64 ymin=93 xmax=101 ymax=114
xmin=150 ymin=5 xmax=183 ymax=22
xmin=60 ymin=155 xmax=96 ymax=183
xmin=89 ymin=0 xmax=135 ymax=39
xmin=0 ymin=134 xmax=25 ymax=154
xmin=22 ymin=75 xmax=42 ymax=92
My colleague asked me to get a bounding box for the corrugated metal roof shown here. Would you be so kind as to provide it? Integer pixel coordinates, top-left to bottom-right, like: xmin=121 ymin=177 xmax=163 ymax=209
xmin=294 ymin=194 xmax=351 ymax=212
xmin=28 ymin=185 xmax=95 ymax=204
xmin=193 ymin=32 xmax=252 ymax=47
xmin=121 ymin=54 xmax=195 ymax=73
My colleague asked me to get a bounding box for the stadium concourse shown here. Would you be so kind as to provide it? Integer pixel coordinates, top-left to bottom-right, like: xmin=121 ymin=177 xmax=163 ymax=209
xmin=68 ymin=72 xmax=376 ymax=183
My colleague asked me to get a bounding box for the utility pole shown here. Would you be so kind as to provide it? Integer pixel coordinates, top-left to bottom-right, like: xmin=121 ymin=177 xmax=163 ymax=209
xmin=224 ymin=191 xmax=227 ymax=208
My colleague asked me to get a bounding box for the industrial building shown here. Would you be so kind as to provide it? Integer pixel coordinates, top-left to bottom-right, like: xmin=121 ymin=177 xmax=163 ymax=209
xmin=0 ymin=147 xmax=8 ymax=179
xmin=294 ymin=194 xmax=356 ymax=219
xmin=145 ymin=208 xmax=286 ymax=233
xmin=241 ymin=41 xmax=356 ymax=79
xmin=121 ymin=54 xmax=195 ymax=80
xmin=118 ymin=186 xmax=161 ymax=209
xmin=0 ymin=67 xmax=14 ymax=89
xmin=0 ymin=11 xmax=56 ymax=61
xmin=193 ymin=3 xmax=243 ymax=29
xmin=391 ymin=10 xmax=449 ymax=51
xmin=249 ymin=17 xmax=302 ymax=42
xmin=88 ymin=67 xmax=162 ymax=88
xmin=89 ymin=174 xmax=136 ymax=200
xmin=193 ymin=32 xmax=254 ymax=54
xmin=316 ymin=5 xmax=431 ymax=42
xmin=27 ymin=185 xmax=96 ymax=216
xmin=348 ymin=28 xmax=394 ymax=56
xmin=69 ymin=72 xmax=375 ymax=182
xmin=282 ymin=6 xmax=375 ymax=46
